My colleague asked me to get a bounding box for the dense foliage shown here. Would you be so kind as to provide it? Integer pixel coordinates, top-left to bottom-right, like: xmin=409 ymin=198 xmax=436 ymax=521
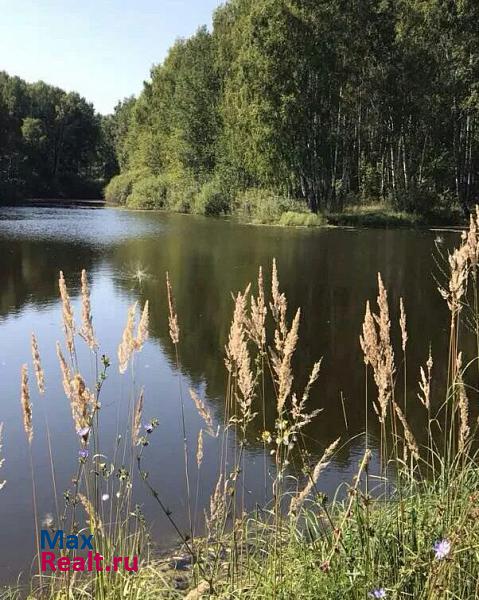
xmin=0 ymin=72 xmax=117 ymax=201
xmin=107 ymin=0 xmax=479 ymax=220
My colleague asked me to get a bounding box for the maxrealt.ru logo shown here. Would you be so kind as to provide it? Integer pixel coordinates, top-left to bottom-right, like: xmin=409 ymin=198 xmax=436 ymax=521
xmin=40 ymin=530 xmax=139 ymax=572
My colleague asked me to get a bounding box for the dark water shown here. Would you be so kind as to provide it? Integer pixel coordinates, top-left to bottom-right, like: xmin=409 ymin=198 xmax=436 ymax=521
xmin=0 ymin=207 xmax=461 ymax=584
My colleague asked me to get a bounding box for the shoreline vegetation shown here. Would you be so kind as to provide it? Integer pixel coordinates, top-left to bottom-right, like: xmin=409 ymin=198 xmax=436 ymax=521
xmin=2 ymin=1 xmax=479 ymax=229
xmin=3 ymin=210 xmax=479 ymax=598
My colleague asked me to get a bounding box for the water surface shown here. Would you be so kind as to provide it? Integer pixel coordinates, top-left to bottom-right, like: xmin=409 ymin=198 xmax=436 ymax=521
xmin=0 ymin=207 xmax=459 ymax=583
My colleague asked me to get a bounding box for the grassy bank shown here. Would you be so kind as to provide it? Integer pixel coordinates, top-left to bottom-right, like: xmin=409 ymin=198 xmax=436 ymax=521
xmin=104 ymin=173 xmax=465 ymax=229
xmin=4 ymin=211 xmax=479 ymax=598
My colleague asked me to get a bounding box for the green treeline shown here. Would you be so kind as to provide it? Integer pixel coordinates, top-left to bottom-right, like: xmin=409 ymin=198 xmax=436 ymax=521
xmin=106 ymin=0 xmax=479 ymax=223
xmin=0 ymin=72 xmax=117 ymax=201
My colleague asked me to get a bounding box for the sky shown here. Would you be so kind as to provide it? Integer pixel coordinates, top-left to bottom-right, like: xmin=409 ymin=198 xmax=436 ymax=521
xmin=0 ymin=0 xmax=224 ymax=114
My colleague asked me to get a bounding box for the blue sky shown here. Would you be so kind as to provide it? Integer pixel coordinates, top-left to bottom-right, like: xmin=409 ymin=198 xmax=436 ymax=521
xmin=0 ymin=0 xmax=223 ymax=114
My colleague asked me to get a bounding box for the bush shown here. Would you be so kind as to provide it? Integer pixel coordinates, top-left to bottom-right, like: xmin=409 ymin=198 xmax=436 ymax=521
xmin=104 ymin=170 xmax=147 ymax=206
xmin=192 ymin=179 xmax=230 ymax=216
xmin=128 ymin=175 xmax=169 ymax=210
xmin=235 ymin=188 xmax=312 ymax=225
xmin=165 ymin=173 xmax=199 ymax=213
xmin=278 ymin=211 xmax=325 ymax=227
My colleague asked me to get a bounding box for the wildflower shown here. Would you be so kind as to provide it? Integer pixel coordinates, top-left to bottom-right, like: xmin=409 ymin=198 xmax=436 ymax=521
xmin=78 ymin=448 xmax=89 ymax=460
xmin=261 ymin=430 xmax=272 ymax=444
xmin=369 ymin=590 xmax=386 ymax=599
xmin=76 ymin=426 xmax=90 ymax=439
xmin=144 ymin=422 xmax=154 ymax=434
xmin=434 ymin=539 xmax=451 ymax=560
xmin=102 ymin=493 xmax=110 ymax=502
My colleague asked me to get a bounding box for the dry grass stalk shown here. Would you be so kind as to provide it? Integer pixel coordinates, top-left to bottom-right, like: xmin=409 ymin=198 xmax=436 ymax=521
xmin=393 ymin=401 xmax=419 ymax=460
xmin=455 ymin=353 xmax=470 ymax=453
xmin=270 ymin=258 xmax=288 ymax=351
xmin=196 ymin=429 xmax=204 ymax=468
xmin=289 ymin=438 xmax=340 ymax=515
xmin=249 ymin=266 xmax=267 ymax=349
xmin=132 ymin=388 xmax=144 ymax=446
xmin=225 ymin=287 xmax=256 ymax=425
xmin=418 ymin=349 xmax=433 ymax=410
xmin=134 ymin=301 xmax=149 ymax=350
xmin=0 ymin=423 xmax=5 ymax=491
xmin=439 ymin=245 xmax=469 ymax=316
xmin=79 ymin=269 xmax=97 ymax=350
xmin=79 ymin=493 xmax=103 ymax=534
xmin=399 ymin=297 xmax=408 ymax=352
xmin=360 ymin=275 xmax=395 ymax=424
xmin=189 ymin=388 xmax=215 ymax=437
xmin=31 ymin=333 xmax=45 ymax=394
xmin=70 ymin=374 xmax=92 ymax=435
xmin=118 ymin=302 xmax=137 ymax=374
xmin=21 ymin=364 xmax=33 ymax=445
xmin=166 ymin=272 xmax=180 ymax=344
xmin=291 ymin=360 xmax=322 ymax=427
xmin=59 ymin=271 xmax=75 ymax=355
xmin=463 ymin=206 xmax=479 ymax=269
xmin=205 ymin=474 xmax=226 ymax=538
xmin=56 ymin=342 xmax=72 ymax=399
xmin=271 ymin=308 xmax=300 ymax=415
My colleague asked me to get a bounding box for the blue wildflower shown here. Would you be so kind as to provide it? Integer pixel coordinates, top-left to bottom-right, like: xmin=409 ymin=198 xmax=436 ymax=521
xmin=78 ymin=448 xmax=89 ymax=459
xmin=144 ymin=422 xmax=154 ymax=434
xmin=434 ymin=539 xmax=451 ymax=560
xmin=369 ymin=589 xmax=386 ymax=599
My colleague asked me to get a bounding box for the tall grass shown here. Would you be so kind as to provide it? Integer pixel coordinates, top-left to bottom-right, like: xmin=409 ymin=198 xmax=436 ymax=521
xmin=5 ymin=210 xmax=479 ymax=599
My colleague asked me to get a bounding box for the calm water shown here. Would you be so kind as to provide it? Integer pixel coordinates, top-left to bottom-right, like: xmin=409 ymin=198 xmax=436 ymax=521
xmin=0 ymin=207 xmax=460 ymax=584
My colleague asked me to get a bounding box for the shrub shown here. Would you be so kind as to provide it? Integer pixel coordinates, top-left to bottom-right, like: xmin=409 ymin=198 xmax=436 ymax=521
xmin=235 ymin=188 xmax=312 ymax=224
xmin=128 ymin=174 xmax=169 ymax=209
xmin=104 ymin=170 xmax=147 ymax=206
xmin=192 ymin=179 xmax=230 ymax=216
xmin=278 ymin=211 xmax=325 ymax=227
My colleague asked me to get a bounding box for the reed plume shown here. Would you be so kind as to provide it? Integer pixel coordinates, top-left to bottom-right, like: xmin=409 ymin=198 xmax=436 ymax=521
xmin=166 ymin=272 xmax=180 ymax=344
xmin=190 ymin=388 xmax=215 ymax=437
xmin=59 ymin=271 xmax=75 ymax=355
xmin=455 ymin=353 xmax=470 ymax=453
xmin=249 ymin=266 xmax=267 ymax=350
xmin=79 ymin=493 xmax=103 ymax=534
xmin=418 ymin=349 xmax=433 ymax=410
xmin=70 ymin=374 xmax=92 ymax=436
xmin=289 ymin=438 xmax=340 ymax=515
xmin=439 ymin=245 xmax=468 ymax=316
xmin=118 ymin=302 xmax=137 ymax=374
xmin=21 ymin=364 xmax=33 ymax=445
xmin=132 ymin=388 xmax=144 ymax=446
xmin=271 ymin=308 xmax=300 ymax=415
xmin=31 ymin=333 xmax=45 ymax=394
xmin=393 ymin=401 xmax=419 ymax=460
xmin=134 ymin=301 xmax=149 ymax=350
xmin=360 ymin=274 xmax=395 ymax=424
xmin=270 ymin=258 xmax=288 ymax=351
xmin=56 ymin=341 xmax=72 ymax=399
xmin=196 ymin=429 xmax=204 ymax=468
xmin=79 ymin=269 xmax=97 ymax=350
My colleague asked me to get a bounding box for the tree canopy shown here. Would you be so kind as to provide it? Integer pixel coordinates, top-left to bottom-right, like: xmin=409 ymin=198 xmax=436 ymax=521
xmin=107 ymin=0 xmax=479 ymax=218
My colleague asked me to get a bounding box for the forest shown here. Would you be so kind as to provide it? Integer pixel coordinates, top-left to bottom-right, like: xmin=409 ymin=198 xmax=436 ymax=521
xmin=0 ymin=72 xmax=117 ymax=200
xmin=2 ymin=0 xmax=479 ymax=222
